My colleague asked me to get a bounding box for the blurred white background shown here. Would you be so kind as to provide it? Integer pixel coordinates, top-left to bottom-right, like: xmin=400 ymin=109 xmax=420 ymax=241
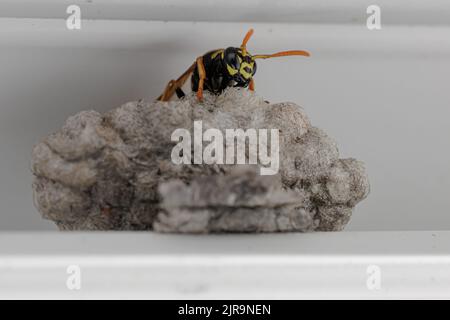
xmin=0 ymin=0 xmax=450 ymax=230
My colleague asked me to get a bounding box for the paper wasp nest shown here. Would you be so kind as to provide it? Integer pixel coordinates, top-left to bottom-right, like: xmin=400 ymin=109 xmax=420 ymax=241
xmin=31 ymin=88 xmax=369 ymax=232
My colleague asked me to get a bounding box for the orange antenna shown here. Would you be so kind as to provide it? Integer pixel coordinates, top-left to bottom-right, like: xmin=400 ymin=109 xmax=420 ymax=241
xmin=253 ymin=50 xmax=310 ymax=59
xmin=240 ymin=28 xmax=254 ymax=54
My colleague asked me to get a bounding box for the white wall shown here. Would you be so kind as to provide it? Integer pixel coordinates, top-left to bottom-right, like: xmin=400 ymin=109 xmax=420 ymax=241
xmin=1 ymin=1 xmax=450 ymax=230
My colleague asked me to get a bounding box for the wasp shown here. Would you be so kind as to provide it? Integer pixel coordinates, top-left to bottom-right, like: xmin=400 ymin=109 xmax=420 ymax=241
xmin=157 ymin=29 xmax=310 ymax=102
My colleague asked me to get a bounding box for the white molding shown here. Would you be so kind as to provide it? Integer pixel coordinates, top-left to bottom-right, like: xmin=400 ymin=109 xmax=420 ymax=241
xmin=1 ymin=231 xmax=450 ymax=299
xmin=0 ymin=0 xmax=449 ymax=26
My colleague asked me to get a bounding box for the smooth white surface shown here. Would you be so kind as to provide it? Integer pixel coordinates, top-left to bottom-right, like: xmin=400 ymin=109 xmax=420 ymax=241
xmin=1 ymin=18 xmax=450 ymax=230
xmin=0 ymin=231 xmax=449 ymax=299
xmin=1 ymin=0 xmax=450 ymax=25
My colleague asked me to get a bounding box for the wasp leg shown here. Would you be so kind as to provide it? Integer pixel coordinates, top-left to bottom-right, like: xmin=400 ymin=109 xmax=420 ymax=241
xmin=175 ymin=87 xmax=185 ymax=99
xmin=249 ymin=78 xmax=255 ymax=91
xmin=196 ymin=56 xmax=206 ymax=102
xmin=157 ymin=62 xmax=196 ymax=101
xmin=158 ymin=80 xmax=176 ymax=101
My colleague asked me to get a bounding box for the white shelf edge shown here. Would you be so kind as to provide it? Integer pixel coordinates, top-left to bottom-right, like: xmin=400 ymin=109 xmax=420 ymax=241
xmin=0 ymin=0 xmax=449 ymax=26
xmin=0 ymin=231 xmax=449 ymax=299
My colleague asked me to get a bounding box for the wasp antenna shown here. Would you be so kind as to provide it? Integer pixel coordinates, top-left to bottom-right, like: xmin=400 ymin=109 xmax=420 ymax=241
xmin=241 ymin=29 xmax=254 ymax=53
xmin=253 ymin=50 xmax=310 ymax=59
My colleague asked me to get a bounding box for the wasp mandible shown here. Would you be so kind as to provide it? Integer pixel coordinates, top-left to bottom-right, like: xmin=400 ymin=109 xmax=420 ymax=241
xmin=157 ymin=29 xmax=310 ymax=102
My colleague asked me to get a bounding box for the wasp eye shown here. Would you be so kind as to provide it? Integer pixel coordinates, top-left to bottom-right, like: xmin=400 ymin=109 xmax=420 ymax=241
xmin=224 ymin=47 xmax=240 ymax=69
xmin=252 ymin=61 xmax=257 ymax=75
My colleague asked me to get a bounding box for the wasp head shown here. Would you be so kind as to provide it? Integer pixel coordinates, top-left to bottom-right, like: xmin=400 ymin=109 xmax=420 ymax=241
xmin=223 ymin=47 xmax=257 ymax=87
xmin=223 ymin=29 xmax=310 ymax=88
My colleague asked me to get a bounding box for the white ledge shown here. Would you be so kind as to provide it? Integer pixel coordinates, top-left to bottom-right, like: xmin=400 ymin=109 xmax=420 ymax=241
xmin=1 ymin=231 xmax=449 ymax=299
xmin=0 ymin=0 xmax=450 ymax=26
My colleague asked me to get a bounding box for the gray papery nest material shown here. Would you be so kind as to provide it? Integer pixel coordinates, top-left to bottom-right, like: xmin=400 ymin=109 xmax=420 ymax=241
xmin=32 ymin=88 xmax=369 ymax=233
